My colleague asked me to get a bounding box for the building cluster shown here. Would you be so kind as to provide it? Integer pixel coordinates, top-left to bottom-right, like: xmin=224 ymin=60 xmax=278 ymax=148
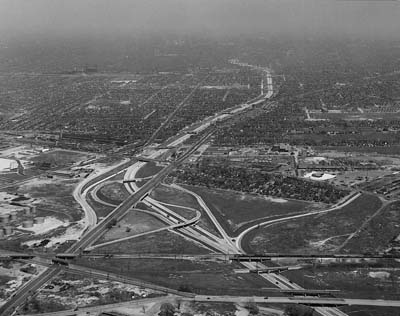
xmin=173 ymin=160 xmax=348 ymax=204
xmin=0 ymin=69 xmax=262 ymax=152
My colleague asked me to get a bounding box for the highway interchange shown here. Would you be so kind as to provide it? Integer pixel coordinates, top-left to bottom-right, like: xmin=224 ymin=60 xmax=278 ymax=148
xmin=1 ymin=63 xmax=399 ymax=316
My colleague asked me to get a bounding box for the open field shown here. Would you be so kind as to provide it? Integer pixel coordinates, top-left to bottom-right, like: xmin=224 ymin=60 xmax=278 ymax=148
xmin=283 ymin=264 xmax=400 ymax=300
xmin=135 ymin=161 xmax=164 ymax=178
xmin=150 ymin=184 xmax=200 ymax=209
xmin=327 ymin=170 xmax=395 ymax=188
xmin=86 ymin=191 xmax=115 ymax=218
xmin=96 ymin=210 xmax=167 ymax=243
xmin=184 ymin=185 xmax=318 ymax=236
xmin=181 ymin=302 xmax=237 ymax=316
xmin=20 ymin=270 xmax=164 ymax=314
xmin=28 ymin=150 xmax=89 ymax=167
xmin=342 ymin=201 xmax=400 ymax=253
xmin=315 ymin=145 xmax=400 ymax=156
xmin=92 ymin=229 xmax=212 ymax=254
xmin=339 ymin=306 xmax=400 ymax=316
xmin=97 ymin=181 xmax=130 ymax=205
xmin=242 ymin=193 xmax=383 ymax=254
xmin=74 ymin=258 xmax=271 ymax=296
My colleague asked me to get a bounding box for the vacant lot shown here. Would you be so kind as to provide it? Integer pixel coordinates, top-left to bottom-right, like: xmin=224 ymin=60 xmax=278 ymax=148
xmin=74 ymin=258 xmax=270 ymax=296
xmin=97 ymin=210 xmax=167 ymax=243
xmin=185 ymin=185 xmax=317 ymax=236
xmin=93 ymin=229 xmax=211 ymax=254
xmin=243 ymin=193 xmax=382 ymax=254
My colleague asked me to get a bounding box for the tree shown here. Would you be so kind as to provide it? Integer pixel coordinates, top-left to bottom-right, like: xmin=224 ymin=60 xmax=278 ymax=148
xmin=284 ymin=304 xmax=314 ymax=316
xmin=159 ymin=302 xmax=175 ymax=316
xmin=245 ymin=300 xmax=259 ymax=315
xmin=178 ymin=284 xmax=193 ymax=293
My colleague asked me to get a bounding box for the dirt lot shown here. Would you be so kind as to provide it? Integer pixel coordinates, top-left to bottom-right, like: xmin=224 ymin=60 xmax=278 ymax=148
xmin=243 ymin=193 xmax=382 ymax=254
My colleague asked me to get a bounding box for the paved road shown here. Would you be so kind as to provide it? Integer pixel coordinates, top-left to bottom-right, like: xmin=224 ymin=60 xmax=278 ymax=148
xmin=87 ymin=209 xmax=201 ymax=251
xmin=0 ymin=267 xmax=61 ymax=316
xmin=188 ymin=295 xmax=400 ymax=307
xmin=235 ymin=191 xmax=361 ymax=252
xmin=144 ymin=77 xmax=208 ymax=147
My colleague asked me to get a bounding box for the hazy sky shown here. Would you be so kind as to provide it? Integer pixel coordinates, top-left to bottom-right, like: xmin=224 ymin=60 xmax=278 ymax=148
xmin=0 ymin=0 xmax=399 ymax=39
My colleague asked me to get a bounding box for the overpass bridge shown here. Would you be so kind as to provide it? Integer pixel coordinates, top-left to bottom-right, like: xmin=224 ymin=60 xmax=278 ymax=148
xmin=136 ymin=156 xmax=168 ymax=164
xmin=0 ymin=252 xmax=35 ymax=260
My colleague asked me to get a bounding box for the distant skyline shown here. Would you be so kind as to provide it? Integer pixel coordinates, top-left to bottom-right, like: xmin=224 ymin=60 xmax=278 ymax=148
xmin=0 ymin=0 xmax=399 ymax=39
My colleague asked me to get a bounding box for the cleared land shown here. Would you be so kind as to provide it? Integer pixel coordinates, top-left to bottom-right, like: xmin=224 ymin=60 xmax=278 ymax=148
xmin=74 ymin=258 xmax=270 ymax=296
xmin=184 ymin=185 xmax=317 ymax=236
xmin=243 ymin=193 xmax=382 ymax=254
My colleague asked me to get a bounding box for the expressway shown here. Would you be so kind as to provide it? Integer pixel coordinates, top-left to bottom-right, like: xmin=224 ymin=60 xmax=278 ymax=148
xmin=68 ymin=129 xmax=214 ymax=254
xmin=86 ymin=209 xmax=201 ymax=251
xmin=0 ymin=126 xmax=214 ymax=316
xmin=0 ymin=268 xmax=62 ymax=316
xmin=187 ymin=295 xmax=400 ymax=308
xmin=1 ymin=62 xmax=358 ymax=316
